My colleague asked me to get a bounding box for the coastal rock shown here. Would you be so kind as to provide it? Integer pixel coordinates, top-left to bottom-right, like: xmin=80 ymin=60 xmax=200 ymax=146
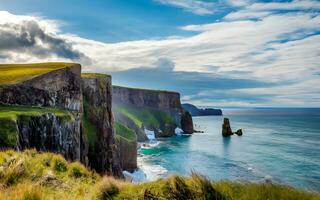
xmin=157 ymin=123 xmax=176 ymax=137
xmin=235 ymin=129 xmax=243 ymax=136
xmin=222 ymin=118 xmax=233 ymax=137
xmin=81 ymin=75 xmax=122 ymax=177
xmin=116 ymin=137 xmax=137 ymax=172
xmin=181 ymin=110 xmax=194 ymax=134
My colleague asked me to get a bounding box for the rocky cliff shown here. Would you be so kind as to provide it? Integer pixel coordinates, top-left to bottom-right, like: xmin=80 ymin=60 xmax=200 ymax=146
xmin=0 ymin=63 xmax=82 ymax=161
xmin=81 ymin=74 xmax=122 ymax=176
xmin=0 ymin=63 xmax=122 ymax=177
xmin=112 ymin=86 xmax=194 ymax=139
xmin=182 ymin=103 xmax=222 ymax=116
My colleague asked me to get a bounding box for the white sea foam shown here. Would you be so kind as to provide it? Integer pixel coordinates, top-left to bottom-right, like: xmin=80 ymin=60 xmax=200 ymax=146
xmin=144 ymin=128 xmax=156 ymax=140
xmin=175 ymin=127 xmax=183 ymax=136
xmin=137 ymin=156 xmax=168 ymax=181
xmin=123 ymin=169 xmax=146 ymax=183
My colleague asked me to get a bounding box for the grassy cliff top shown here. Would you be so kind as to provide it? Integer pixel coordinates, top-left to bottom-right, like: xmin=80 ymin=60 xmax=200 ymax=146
xmin=114 ymin=122 xmax=137 ymax=142
xmin=81 ymin=73 xmax=111 ymax=78
xmin=0 ymin=105 xmax=74 ymax=121
xmin=0 ymin=62 xmax=78 ymax=85
xmin=113 ymin=85 xmax=179 ymax=95
xmin=0 ymin=150 xmax=318 ymax=200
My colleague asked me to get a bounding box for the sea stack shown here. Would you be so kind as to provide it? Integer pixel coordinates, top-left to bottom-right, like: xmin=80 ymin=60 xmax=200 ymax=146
xmin=222 ymin=118 xmax=233 ymax=137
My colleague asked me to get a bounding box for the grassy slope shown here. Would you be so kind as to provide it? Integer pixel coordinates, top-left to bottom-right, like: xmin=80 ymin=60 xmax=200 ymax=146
xmin=0 ymin=105 xmax=74 ymax=147
xmin=0 ymin=62 xmax=76 ymax=85
xmin=114 ymin=104 xmax=176 ymax=129
xmin=114 ymin=122 xmax=136 ymax=142
xmin=0 ymin=150 xmax=319 ymax=200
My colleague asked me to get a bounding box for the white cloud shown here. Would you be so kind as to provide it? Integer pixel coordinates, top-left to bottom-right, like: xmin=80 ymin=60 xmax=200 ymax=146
xmin=154 ymin=0 xmax=216 ymax=15
xmin=0 ymin=0 xmax=319 ymax=107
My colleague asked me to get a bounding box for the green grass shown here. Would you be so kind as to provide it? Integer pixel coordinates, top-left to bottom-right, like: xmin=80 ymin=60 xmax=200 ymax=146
xmin=0 ymin=62 xmax=77 ymax=85
xmin=0 ymin=150 xmax=319 ymax=200
xmin=114 ymin=122 xmax=136 ymax=142
xmin=82 ymin=112 xmax=98 ymax=148
xmin=114 ymin=104 xmax=176 ymax=129
xmin=81 ymin=73 xmax=110 ymax=78
xmin=0 ymin=105 xmax=74 ymax=122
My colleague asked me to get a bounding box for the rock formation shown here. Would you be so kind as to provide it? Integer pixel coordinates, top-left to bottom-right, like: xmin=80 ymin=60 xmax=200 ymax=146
xmin=235 ymin=129 xmax=243 ymax=136
xmin=81 ymin=74 xmax=122 ymax=176
xmin=222 ymin=118 xmax=243 ymax=137
xmin=0 ymin=63 xmax=123 ymax=177
xmin=181 ymin=110 xmax=194 ymax=134
xmin=222 ymin=118 xmax=233 ymax=137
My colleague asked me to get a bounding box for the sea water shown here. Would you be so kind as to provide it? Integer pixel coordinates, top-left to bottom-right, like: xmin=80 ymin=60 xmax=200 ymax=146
xmin=138 ymin=108 xmax=320 ymax=191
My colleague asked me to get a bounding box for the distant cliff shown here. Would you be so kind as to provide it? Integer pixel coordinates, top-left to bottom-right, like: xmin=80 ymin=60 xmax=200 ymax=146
xmin=182 ymin=103 xmax=222 ymax=116
xmin=0 ymin=63 xmax=122 ymax=177
xmin=112 ymin=86 xmax=194 ymax=138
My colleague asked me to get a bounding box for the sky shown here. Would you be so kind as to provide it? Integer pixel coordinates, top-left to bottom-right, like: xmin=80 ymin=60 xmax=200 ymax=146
xmin=0 ymin=0 xmax=319 ymax=108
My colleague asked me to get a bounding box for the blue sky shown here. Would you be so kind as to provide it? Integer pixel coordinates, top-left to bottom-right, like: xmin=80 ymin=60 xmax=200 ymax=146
xmin=0 ymin=0 xmax=319 ymax=107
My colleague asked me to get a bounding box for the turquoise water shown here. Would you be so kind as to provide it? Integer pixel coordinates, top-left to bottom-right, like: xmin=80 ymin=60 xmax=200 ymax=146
xmin=139 ymin=108 xmax=320 ymax=191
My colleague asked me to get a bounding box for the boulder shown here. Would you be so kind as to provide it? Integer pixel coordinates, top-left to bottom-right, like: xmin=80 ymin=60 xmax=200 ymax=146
xmin=235 ymin=129 xmax=243 ymax=136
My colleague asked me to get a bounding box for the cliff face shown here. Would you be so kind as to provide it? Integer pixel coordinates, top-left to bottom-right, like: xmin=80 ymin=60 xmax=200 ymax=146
xmin=0 ymin=64 xmax=82 ymax=161
xmin=0 ymin=64 xmax=122 ymax=177
xmin=0 ymin=64 xmax=82 ymax=111
xmin=17 ymin=113 xmax=81 ymax=160
xmin=112 ymin=86 xmax=193 ymax=138
xmin=81 ymin=75 xmax=122 ymax=177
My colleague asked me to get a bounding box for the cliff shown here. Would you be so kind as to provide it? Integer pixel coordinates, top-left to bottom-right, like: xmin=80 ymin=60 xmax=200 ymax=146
xmin=0 ymin=63 xmax=122 ymax=177
xmin=182 ymin=103 xmax=223 ymax=116
xmin=81 ymin=74 xmax=122 ymax=176
xmin=0 ymin=63 xmax=82 ymax=161
xmin=112 ymin=86 xmax=194 ymax=139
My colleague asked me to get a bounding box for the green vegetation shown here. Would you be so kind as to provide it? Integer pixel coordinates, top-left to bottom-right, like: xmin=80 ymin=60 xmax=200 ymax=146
xmin=114 ymin=104 xmax=176 ymax=129
xmin=82 ymin=73 xmax=110 ymax=78
xmin=82 ymin=113 xmax=98 ymax=148
xmin=0 ymin=105 xmax=74 ymax=147
xmin=0 ymin=150 xmax=319 ymax=200
xmin=0 ymin=105 xmax=74 ymax=121
xmin=114 ymin=122 xmax=136 ymax=142
xmin=0 ymin=62 xmax=77 ymax=85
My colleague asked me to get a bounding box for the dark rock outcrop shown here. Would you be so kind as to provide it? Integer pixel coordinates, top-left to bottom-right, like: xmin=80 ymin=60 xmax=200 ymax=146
xmin=116 ymin=137 xmax=137 ymax=172
xmin=81 ymin=75 xmax=122 ymax=177
xmin=182 ymin=103 xmax=222 ymax=116
xmin=181 ymin=111 xmax=194 ymax=134
xmin=222 ymin=118 xmax=243 ymax=137
xmin=235 ymin=129 xmax=243 ymax=136
xmin=222 ymin=118 xmax=233 ymax=137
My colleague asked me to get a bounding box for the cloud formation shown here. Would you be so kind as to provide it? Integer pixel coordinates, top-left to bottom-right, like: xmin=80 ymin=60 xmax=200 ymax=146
xmin=0 ymin=0 xmax=319 ymax=107
xmin=154 ymin=0 xmax=217 ymax=15
xmin=0 ymin=11 xmax=90 ymax=64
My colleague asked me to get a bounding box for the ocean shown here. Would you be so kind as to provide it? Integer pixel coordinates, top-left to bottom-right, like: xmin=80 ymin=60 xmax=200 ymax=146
xmin=138 ymin=108 xmax=320 ymax=191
